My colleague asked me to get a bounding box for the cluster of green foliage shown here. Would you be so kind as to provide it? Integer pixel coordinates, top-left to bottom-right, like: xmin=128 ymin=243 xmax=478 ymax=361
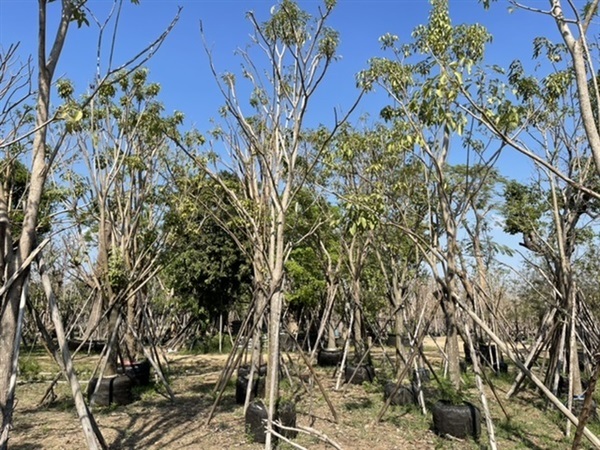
xmin=0 ymin=158 xmax=62 ymax=242
xmin=162 ymin=173 xmax=252 ymax=323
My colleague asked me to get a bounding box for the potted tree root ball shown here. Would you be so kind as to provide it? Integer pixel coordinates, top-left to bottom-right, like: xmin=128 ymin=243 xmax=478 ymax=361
xmin=431 ymin=379 xmax=481 ymax=440
xmin=383 ymin=381 xmax=416 ymax=406
xmin=277 ymin=399 xmax=297 ymax=438
xmin=432 ymin=401 xmax=481 ymax=440
xmin=238 ymin=363 xmax=268 ymax=378
xmin=317 ymin=348 xmax=342 ymax=367
xmin=236 ymin=363 xmax=267 ymax=404
xmin=344 ymin=363 xmax=375 ymax=385
xmin=235 ymin=373 xmax=266 ymax=405
xmin=121 ymin=359 xmax=151 ymax=386
xmin=570 ymin=395 xmax=598 ymax=420
xmin=244 ymin=399 xmax=298 ymax=444
xmin=245 ymin=400 xmax=269 ymax=444
xmin=411 ymin=367 xmax=431 ymax=384
xmin=87 ymin=374 xmax=134 ymax=406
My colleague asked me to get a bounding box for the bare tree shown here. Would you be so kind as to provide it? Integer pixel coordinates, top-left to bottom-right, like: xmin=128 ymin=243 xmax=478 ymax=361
xmin=64 ymin=68 xmax=178 ymax=376
xmin=186 ymin=1 xmax=362 ymax=447
xmin=0 ymin=3 xmax=82 ymax=446
xmin=360 ymin=0 xmax=498 ymax=389
xmin=507 ymin=0 xmax=600 ymax=174
xmin=0 ymin=2 xmax=179 ymax=447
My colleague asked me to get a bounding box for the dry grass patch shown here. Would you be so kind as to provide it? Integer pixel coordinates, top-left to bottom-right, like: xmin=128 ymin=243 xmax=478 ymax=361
xmin=7 ymin=345 xmax=600 ymax=449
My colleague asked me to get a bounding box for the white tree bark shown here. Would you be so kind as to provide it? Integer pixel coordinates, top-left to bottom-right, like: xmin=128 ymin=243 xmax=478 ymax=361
xmin=38 ymin=254 xmax=106 ymax=450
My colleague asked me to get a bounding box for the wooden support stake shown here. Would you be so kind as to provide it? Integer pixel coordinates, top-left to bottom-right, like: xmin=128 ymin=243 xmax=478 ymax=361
xmin=456 ymin=297 xmax=600 ymax=449
xmin=38 ymin=254 xmax=107 ymax=450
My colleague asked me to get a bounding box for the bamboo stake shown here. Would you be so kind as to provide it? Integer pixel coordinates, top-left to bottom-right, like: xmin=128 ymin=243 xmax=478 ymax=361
xmin=267 ymin=428 xmax=308 ymax=450
xmin=0 ymin=236 xmax=49 ymax=298
xmin=37 ymin=297 xmax=122 ymax=405
xmin=38 ymin=255 xmax=107 ymax=450
xmin=506 ymin=308 xmax=557 ymax=398
xmin=89 ymin=314 xmax=122 ymax=401
xmin=572 ymin=352 xmax=600 ymax=450
xmin=212 ymin=304 xmax=254 ymax=395
xmin=456 ymin=297 xmax=600 ymax=449
xmin=465 ymin=324 xmax=497 ymax=450
xmin=412 ymin=357 xmax=427 ymax=415
xmin=308 ymin=275 xmax=339 ymax=361
xmin=477 ymin=362 xmax=511 ymax=422
xmin=335 ymin=306 xmax=354 ymax=391
xmin=272 ymin=422 xmax=344 ymax=450
xmin=205 ymin=302 xmax=260 ymax=425
xmin=407 ymin=303 xmax=430 ymax=415
xmin=567 ymin=309 xmax=576 ymax=437
xmin=123 ymin=317 xmax=175 ymax=401
xmin=292 ymin=338 xmax=338 ymax=423
xmin=375 ymin=303 xmax=439 ymax=423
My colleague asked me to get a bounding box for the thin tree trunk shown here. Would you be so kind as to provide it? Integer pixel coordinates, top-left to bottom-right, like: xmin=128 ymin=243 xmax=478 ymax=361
xmin=0 ymin=276 xmax=28 ymax=448
xmin=336 ymin=306 xmax=354 ymax=391
xmin=552 ymin=11 xmax=600 ymax=175
xmin=38 ymin=254 xmax=106 ymax=450
xmin=442 ymin=294 xmax=461 ymax=390
xmin=326 ymin=321 xmax=337 ymax=349
xmin=351 ymin=276 xmax=365 ymax=360
xmin=89 ymin=314 xmax=122 ymax=401
xmin=394 ymin=305 xmax=406 ymax=361
xmin=218 ymin=313 xmax=223 ymax=353
xmin=0 ymin=239 xmax=50 ymax=435
xmin=265 ymin=214 xmax=285 ymax=450
xmin=567 ymin=286 xmax=582 ymax=436
xmin=125 ymin=293 xmax=137 ymax=360
xmin=245 ymin=298 xmax=265 ymax=412
xmin=0 ymin=1 xmax=74 ymax=443
xmin=551 ymin=322 xmax=568 ymax=395
xmin=104 ymin=306 xmax=120 ymax=375
xmin=310 ymin=279 xmax=339 ymax=360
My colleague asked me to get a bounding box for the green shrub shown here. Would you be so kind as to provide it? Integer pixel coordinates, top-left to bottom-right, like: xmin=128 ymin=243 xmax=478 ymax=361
xmin=435 ymin=376 xmax=468 ymax=405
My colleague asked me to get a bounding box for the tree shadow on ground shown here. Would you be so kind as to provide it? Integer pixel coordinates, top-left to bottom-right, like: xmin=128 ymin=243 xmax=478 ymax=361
xmin=10 ymin=444 xmax=39 ymax=450
xmin=188 ymin=380 xmax=218 ymax=394
xmin=495 ymin=419 xmax=552 ymax=450
xmin=105 ymin=358 xmax=252 ymax=449
xmin=343 ymin=396 xmax=373 ymax=411
xmin=107 ymin=385 xmax=246 ymax=449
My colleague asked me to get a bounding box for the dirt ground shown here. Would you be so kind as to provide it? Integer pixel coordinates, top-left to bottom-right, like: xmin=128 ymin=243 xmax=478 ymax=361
xmin=8 ymin=338 xmax=599 ymax=450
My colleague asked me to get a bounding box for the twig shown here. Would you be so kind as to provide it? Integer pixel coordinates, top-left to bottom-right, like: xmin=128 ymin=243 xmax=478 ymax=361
xmin=291 ymin=337 xmax=338 ymax=423
xmin=443 ymin=433 xmax=465 ymax=442
xmin=267 ymin=425 xmax=307 ymax=450
xmin=273 ymin=422 xmax=344 ymax=450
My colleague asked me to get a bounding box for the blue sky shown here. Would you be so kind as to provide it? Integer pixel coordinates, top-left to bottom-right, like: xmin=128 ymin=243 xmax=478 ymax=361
xmin=0 ymin=0 xmax=565 ymax=267
xmin=1 ymin=0 xmax=558 ymax=137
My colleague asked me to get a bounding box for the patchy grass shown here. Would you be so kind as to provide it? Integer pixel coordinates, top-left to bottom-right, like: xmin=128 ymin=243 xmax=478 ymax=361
xmin=8 ymin=340 xmax=600 ymax=449
xmin=18 ymin=357 xmax=43 ymax=382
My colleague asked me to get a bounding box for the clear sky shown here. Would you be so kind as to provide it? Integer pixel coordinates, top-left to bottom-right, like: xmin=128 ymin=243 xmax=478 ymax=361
xmin=0 ymin=0 xmax=566 ymax=267
xmin=0 ymin=0 xmax=560 ymax=136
